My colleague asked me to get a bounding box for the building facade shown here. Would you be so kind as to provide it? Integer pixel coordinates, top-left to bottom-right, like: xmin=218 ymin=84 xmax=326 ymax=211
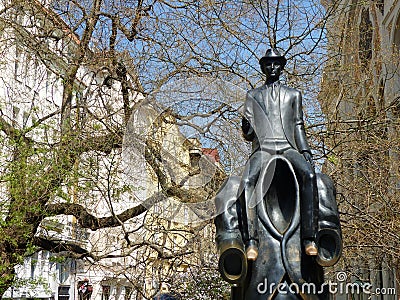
xmin=320 ymin=0 xmax=400 ymax=299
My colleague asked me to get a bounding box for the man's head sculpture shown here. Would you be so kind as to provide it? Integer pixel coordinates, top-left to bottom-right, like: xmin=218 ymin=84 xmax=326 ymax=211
xmin=259 ymin=48 xmax=287 ymax=81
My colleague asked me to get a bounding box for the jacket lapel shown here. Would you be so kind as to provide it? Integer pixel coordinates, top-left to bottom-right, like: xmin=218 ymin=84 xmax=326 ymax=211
xmin=260 ymin=85 xmax=268 ymax=112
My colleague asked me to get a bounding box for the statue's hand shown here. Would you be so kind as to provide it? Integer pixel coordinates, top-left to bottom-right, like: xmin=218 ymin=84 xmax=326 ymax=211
xmin=242 ymin=117 xmax=255 ymax=141
xmin=303 ymin=151 xmax=315 ymax=169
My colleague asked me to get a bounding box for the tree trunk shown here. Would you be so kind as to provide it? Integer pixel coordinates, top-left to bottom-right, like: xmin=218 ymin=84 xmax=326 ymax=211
xmin=0 ymin=248 xmax=17 ymax=298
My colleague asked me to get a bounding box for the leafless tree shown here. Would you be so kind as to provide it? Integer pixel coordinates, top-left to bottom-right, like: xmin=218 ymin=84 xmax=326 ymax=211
xmin=319 ymin=0 xmax=400 ymax=287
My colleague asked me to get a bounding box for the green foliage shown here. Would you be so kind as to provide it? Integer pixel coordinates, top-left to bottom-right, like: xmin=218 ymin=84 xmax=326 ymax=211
xmin=49 ymin=255 xmax=67 ymax=264
xmin=12 ymin=276 xmax=52 ymax=294
xmin=327 ymin=155 xmax=338 ymax=165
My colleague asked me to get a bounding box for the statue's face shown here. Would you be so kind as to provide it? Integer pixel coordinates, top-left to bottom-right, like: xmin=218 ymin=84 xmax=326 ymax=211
xmin=263 ymin=60 xmax=283 ymax=79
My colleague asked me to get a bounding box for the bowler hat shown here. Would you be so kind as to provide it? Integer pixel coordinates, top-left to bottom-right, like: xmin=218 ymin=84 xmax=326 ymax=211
xmin=259 ymin=48 xmax=287 ymax=68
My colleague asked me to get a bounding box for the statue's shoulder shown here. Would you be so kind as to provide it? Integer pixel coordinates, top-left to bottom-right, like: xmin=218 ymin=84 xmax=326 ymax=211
xmin=247 ymin=86 xmax=264 ymax=94
xmin=247 ymin=86 xmax=265 ymax=98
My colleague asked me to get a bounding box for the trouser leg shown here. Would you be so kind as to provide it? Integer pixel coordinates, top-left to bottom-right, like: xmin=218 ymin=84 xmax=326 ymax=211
xmin=238 ymin=151 xmax=271 ymax=247
xmin=283 ymin=149 xmax=318 ymax=240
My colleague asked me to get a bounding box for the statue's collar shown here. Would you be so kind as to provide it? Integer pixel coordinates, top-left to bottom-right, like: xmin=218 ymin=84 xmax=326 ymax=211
xmin=264 ymin=81 xmax=280 ymax=89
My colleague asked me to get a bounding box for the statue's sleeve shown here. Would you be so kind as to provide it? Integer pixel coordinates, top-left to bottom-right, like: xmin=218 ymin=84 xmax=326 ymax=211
xmin=294 ymin=91 xmax=311 ymax=153
xmin=242 ymin=91 xmax=255 ymax=141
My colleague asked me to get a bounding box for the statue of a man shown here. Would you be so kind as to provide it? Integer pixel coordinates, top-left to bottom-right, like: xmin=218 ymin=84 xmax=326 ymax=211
xmin=239 ymin=48 xmax=318 ymax=259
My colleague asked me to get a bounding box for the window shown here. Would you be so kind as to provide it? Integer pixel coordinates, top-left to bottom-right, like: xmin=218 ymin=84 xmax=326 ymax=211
xmin=124 ymin=287 xmax=132 ymax=300
xmin=102 ymin=286 xmax=110 ymax=300
xmin=394 ymin=15 xmax=400 ymax=50
xmin=30 ymin=252 xmax=38 ymax=278
xmin=57 ymin=260 xmax=71 ymax=283
xmin=376 ymin=0 xmax=384 ymax=14
xmin=359 ymin=8 xmax=373 ymax=69
xmin=78 ymin=280 xmax=93 ymax=300
xmin=378 ymin=79 xmax=385 ymax=111
xmin=14 ymin=44 xmax=22 ymax=82
xmin=58 ymin=286 xmax=70 ymax=300
xmin=392 ymin=16 xmax=400 ymax=97
xmin=40 ymin=251 xmax=49 ymax=273
xmin=22 ymin=110 xmax=30 ymax=127
xmin=12 ymin=106 xmax=20 ymax=122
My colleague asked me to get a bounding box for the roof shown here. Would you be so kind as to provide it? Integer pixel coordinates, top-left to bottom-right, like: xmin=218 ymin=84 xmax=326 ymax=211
xmin=202 ymin=148 xmax=220 ymax=163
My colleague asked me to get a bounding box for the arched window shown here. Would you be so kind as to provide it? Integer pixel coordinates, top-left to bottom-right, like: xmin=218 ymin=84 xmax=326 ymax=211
xmin=394 ymin=13 xmax=400 ymax=51
xmin=376 ymin=0 xmax=384 ymax=15
xmin=391 ymin=14 xmax=400 ymax=98
xmin=378 ymin=79 xmax=385 ymax=110
xmin=359 ymin=8 xmax=373 ymax=69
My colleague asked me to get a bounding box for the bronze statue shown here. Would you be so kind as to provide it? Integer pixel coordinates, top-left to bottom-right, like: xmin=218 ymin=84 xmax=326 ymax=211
xmin=240 ymin=48 xmax=318 ymax=259
xmin=214 ymin=49 xmax=342 ymax=300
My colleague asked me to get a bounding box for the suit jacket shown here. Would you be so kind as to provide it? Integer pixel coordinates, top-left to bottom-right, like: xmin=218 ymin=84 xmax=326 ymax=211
xmin=242 ymin=83 xmax=311 ymax=154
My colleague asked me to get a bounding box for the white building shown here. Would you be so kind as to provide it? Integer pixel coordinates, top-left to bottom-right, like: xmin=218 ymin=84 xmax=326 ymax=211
xmin=0 ymin=1 xmax=221 ymax=299
xmin=0 ymin=0 xmax=140 ymax=298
